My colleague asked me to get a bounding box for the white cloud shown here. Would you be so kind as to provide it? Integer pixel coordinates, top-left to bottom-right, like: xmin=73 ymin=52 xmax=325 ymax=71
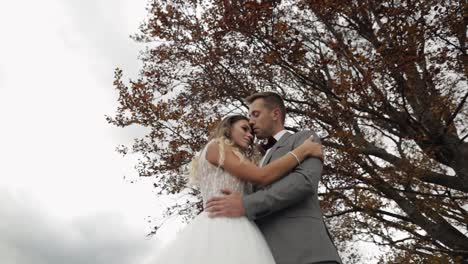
xmin=58 ymin=0 xmax=147 ymax=83
xmin=0 ymin=0 xmax=171 ymax=262
xmin=0 ymin=0 xmax=153 ymax=218
xmin=56 ymin=0 xmax=150 ymax=142
xmin=0 ymin=188 xmax=157 ymax=264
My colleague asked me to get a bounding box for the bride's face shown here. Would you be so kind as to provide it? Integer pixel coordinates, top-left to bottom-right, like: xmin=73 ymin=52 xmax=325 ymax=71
xmin=230 ymin=119 xmax=254 ymax=150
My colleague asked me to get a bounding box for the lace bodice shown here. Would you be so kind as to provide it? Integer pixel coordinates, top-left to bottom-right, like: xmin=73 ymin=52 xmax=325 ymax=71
xmin=197 ymin=141 xmax=247 ymax=207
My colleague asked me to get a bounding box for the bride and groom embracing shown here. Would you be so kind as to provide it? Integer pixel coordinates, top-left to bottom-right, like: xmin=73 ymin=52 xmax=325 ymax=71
xmin=146 ymin=92 xmax=342 ymax=264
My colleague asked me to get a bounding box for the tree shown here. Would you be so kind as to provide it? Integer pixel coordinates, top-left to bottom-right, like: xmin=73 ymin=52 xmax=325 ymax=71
xmin=107 ymin=0 xmax=468 ymax=262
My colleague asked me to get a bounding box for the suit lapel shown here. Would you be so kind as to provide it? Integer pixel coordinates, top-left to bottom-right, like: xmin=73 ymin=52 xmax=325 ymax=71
xmin=262 ymin=132 xmax=293 ymax=166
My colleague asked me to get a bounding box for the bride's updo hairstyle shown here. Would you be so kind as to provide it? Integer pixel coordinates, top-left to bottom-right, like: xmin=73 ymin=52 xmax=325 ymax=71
xmin=188 ymin=115 xmax=258 ymax=186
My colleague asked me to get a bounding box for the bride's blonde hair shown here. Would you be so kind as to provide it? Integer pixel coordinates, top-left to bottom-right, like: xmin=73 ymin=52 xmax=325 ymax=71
xmin=188 ymin=115 xmax=260 ymax=186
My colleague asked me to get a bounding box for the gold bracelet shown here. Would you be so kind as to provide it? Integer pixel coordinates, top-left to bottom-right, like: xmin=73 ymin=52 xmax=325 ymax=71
xmin=288 ymin=151 xmax=300 ymax=165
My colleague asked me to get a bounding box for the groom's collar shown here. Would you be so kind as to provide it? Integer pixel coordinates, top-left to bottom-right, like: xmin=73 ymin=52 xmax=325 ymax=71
xmin=273 ymin=129 xmax=289 ymax=141
xmin=260 ymin=129 xmax=292 ymax=165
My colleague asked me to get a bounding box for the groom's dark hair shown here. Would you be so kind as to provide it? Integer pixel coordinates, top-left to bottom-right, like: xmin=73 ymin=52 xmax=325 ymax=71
xmin=245 ymin=92 xmax=286 ymax=124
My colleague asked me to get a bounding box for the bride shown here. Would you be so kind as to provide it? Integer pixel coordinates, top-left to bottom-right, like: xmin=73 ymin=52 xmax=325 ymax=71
xmin=145 ymin=115 xmax=322 ymax=264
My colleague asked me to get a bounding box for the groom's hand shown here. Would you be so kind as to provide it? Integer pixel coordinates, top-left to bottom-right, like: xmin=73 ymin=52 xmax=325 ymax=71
xmin=205 ymin=189 xmax=245 ymax=218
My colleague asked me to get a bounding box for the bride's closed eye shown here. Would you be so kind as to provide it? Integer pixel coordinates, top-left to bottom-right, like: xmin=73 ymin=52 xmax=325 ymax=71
xmin=242 ymin=125 xmax=251 ymax=133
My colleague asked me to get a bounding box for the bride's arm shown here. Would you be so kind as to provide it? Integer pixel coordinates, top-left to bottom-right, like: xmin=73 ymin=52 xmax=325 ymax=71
xmin=205 ymin=139 xmax=321 ymax=185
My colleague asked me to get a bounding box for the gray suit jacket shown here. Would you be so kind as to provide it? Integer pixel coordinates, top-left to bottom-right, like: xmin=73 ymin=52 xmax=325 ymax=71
xmin=243 ymin=130 xmax=342 ymax=264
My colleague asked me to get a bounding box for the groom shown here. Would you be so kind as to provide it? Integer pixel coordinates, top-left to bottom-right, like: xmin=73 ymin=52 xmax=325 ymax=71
xmin=206 ymin=92 xmax=342 ymax=264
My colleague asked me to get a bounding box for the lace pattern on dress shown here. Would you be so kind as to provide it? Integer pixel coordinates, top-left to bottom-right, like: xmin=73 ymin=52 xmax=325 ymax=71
xmin=197 ymin=140 xmax=246 ymax=208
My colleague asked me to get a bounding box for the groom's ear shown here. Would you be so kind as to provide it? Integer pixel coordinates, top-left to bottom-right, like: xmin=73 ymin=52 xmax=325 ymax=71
xmin=271 ymin=107 xmax=281 ymax=121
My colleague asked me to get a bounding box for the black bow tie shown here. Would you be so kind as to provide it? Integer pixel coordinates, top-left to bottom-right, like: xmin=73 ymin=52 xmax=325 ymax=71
xmin=260 ymin=136 xmax=277 ymax=153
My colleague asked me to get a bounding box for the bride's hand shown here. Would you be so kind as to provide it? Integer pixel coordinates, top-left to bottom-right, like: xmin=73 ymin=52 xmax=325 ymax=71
xmin=300 ymin=136 xmax=324 ymax=161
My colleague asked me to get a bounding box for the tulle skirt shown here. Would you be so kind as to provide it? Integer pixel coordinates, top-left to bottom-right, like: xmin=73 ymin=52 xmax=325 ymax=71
xmin=144 ymin=211 xmax=276 ymax=264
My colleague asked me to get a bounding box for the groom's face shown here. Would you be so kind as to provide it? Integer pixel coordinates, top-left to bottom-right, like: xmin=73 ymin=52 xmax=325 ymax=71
xmin=248 ymin=98 xmax=275 ymax=139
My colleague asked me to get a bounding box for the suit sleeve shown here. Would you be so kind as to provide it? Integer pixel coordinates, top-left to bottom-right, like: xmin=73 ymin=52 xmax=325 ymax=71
xmin=242 ymin=131 xmax=322 ymax=220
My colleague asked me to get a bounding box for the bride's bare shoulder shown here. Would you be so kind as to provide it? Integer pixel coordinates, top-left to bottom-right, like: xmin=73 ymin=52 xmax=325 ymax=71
xmin=206 ymin=140 xmax=220 ymax=166
xmin=206 ymin=140 xmax=236 ymax=167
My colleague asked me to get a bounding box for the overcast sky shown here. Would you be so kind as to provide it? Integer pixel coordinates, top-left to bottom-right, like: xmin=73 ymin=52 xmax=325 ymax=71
xmin=0 ymin=0 xmax=182 ymax=263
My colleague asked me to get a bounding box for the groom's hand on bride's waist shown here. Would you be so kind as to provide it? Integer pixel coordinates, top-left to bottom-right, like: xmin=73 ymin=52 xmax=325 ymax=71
xmin=205 ymin=189 xmax=245 ymax=218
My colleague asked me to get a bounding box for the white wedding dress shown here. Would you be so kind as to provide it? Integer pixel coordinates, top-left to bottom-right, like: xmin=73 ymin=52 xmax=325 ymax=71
xmin=145 ymin=141 xmax=276 ymax=264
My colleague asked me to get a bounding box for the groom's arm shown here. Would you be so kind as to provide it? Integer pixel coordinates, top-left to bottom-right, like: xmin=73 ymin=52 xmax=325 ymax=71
xmin=242 ymin=131 xmax=322 ymax=220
